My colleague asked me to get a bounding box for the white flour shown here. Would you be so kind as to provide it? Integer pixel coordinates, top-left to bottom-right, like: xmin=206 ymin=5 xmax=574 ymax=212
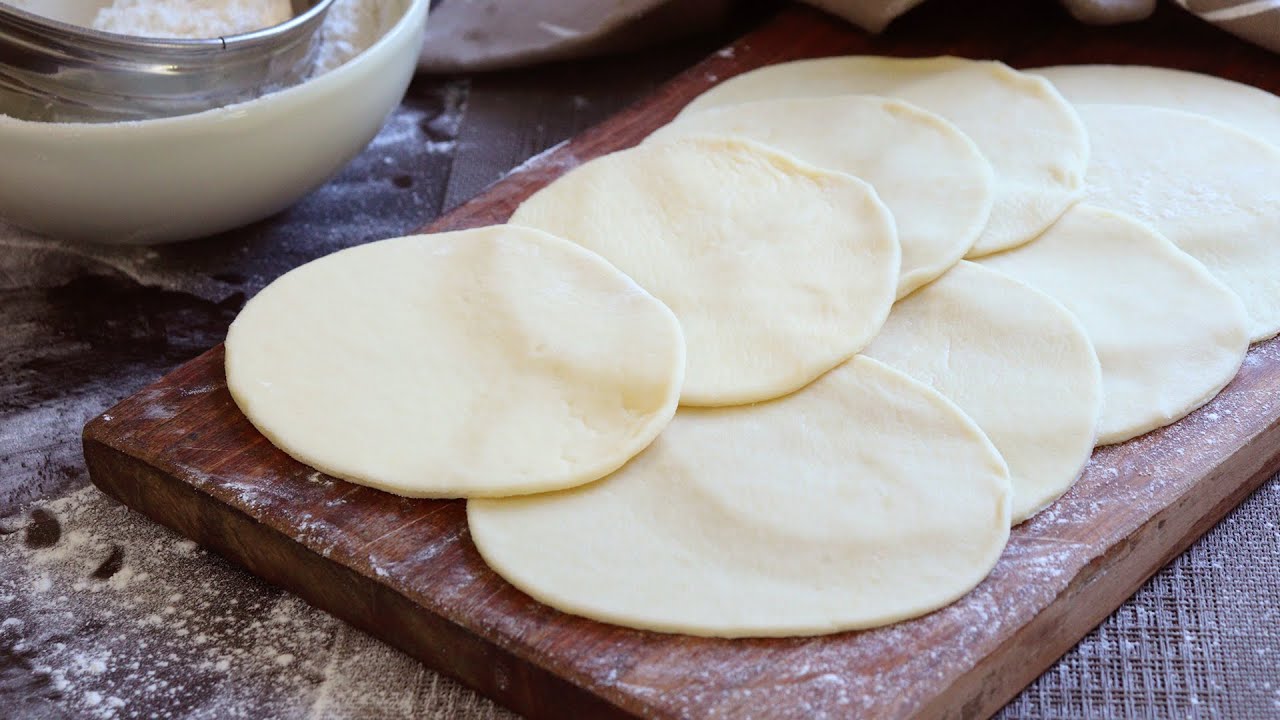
xmin=311 ymin=0 xmax=398 ymax=76
xmin=0 ymin=487 xmax=513 ymax=719
xmin=7 ymin=0 xmax=390 ymax=77
xmin=91 ymin=0 xmax=293 ymax=38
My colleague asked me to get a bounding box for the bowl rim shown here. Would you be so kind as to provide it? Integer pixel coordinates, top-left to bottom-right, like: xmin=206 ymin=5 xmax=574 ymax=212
xmin=0 ymin=0 xmax=429 ymax=134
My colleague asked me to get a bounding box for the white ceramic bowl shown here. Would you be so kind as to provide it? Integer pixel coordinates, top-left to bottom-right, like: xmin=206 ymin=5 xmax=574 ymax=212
xmin=0 ymin=0 xmax=428 ymax=244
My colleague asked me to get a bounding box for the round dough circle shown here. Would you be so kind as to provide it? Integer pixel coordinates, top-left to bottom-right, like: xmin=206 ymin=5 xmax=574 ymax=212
xmin=1075 ymin=104 xmax=1280 ymax=341
xmin=980 ymin=205 xmax=1249 ymax=445
xmin=650 ymin=95 xmax=994 ymax=298
xmin=681 ymin=55 xmax=1089 ymax=256
xmin=468 ymin=356 xmax=1012 ymax=638
xmin=225 ymin=226 xmax=686 ymax=498
xmin=864 ymin=261 xmax=1101 ymax=523
xmin=511 ymin=136 xmax=900 ymax=407
xmin=1033 ymin=65 xmax=1280 ymax=149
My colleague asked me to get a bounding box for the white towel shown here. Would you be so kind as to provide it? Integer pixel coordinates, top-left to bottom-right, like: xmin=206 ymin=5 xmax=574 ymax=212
xmin=416 ymin=0 xmax=1280 ymax=73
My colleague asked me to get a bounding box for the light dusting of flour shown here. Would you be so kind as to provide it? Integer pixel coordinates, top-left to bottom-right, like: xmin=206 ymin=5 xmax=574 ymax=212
xmin=504 ymin=138 xmax=580 ymax=179
xmin=4 ymin=349 xmax=1277 ymax=718
xmin=311 ymin=0 xmax=404 ymax=77
xmin=368 ymin=79 xmax=468 ymax=160
xmin=0 ymin=488 xmax=514 ymax=719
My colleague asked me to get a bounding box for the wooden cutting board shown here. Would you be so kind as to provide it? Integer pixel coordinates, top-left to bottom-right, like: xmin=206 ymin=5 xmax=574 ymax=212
xmin=83 ymin=3 xmax=1280 ymax=718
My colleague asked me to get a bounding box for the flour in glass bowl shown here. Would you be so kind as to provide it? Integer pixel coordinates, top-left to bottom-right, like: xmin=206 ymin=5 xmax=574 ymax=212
xmin=90 ymin=0 xmax=293 ymax=37
xmin=4 ymin=0 xmax=391 ymax=79
xmin=310 ymin=0 xmax=399 ymax=76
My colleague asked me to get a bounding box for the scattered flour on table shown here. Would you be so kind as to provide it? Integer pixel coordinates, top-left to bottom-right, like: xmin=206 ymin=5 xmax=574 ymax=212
xmin=505 ymin=138 xmax=580 ymax=178
xmin=0 ymin=223 xmax=234 ymax=303
xmin=367 ymin=79 xmax=469 ymax=160
xmin=0 ymin=487 xmax=514 ymax=719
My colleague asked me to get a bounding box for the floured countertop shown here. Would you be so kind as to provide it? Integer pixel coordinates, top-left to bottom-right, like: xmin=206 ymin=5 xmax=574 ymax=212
xmin=0 ymin=486 xmax=516 ymax=719
xmin=3 ymin=2 xmax=1280 ymax=717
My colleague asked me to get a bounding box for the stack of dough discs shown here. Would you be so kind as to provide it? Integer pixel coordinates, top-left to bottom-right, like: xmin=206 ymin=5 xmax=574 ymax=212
xmin=681 ymin=55 xmax=1089 ymax=256
xmin=649 ymin=95 xmax=995 ymax=297
xmin=1033 ymin=65 xmax=1280 ymax=149
xmin=511 ymin=135 xmax=900 ymax=407
xmin=225 ymin=226 xmax=686 ymax=498
xmin=863 ymin=261 xmax=1101 ymax=523
xmin=980 ymin=205 xmax=1250 ymax=445
xmin=1072 ymin=104 xmax=1280 ymax=342
xmin=223 ymin=55 xmax=1280 ymax=641
xmin=468 ymin=357 xmax=1012 ymax=638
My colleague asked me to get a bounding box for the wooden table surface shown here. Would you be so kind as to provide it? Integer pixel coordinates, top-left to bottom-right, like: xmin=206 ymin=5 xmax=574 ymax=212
xmin=3 ymin=1 xmax=1280 ymax=717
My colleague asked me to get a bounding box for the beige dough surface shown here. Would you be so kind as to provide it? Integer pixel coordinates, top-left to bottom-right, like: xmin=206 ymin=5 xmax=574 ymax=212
xmin=1034 ymin=65 xmax=1280 ymax=149
xmin=1076 ymin=104 xmax=1280 ymax=342
xmin=649 ymin=95 xmax=994 ymax=297
xmin=511 ymin=136 xmax=899 ymax=407
xmin=225 ymin=226 xmax=686 ymax=498
xmin=864 ymin=261 xmax=1101 ymax=523
xmin=681 ymin=55 xmax=1088 ymax=257
xmin=981 ymin=205 xmax=1249 ymax=445
xmin=468 ymin=356 xmax=1012 ymax=638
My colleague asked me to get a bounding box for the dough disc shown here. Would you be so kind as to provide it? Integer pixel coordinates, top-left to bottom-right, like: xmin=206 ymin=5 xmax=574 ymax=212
xmin=649 ymin=95 xmax=994 ymax=297
xmin=1034 ymin=65 xmax=1280 ymax=149
xmin=225 ymin=226 xmax=686 ymax=498
xmin=511 ymin=136 xmax=900 ymax=407
xmin=468 ymin=356 xmax=1012 ymax=638
xmin=980 ymin=205 xmax=1249 ymax=445
xmin=681 ymin=55 xmax=1088 ymax=256
xmin=864 ymin=261 xmax=1101 ymax=523
xmin=1075 ymin=104 xmax=1280 ymax=341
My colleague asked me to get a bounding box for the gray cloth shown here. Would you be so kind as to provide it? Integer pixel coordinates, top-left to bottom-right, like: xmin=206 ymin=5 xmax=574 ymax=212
xmin=1066 ymin=0 xmax=1159 ymax=23
xmin=417 ymin=0 xmax=1280 ymax=72
xmin=417 ymin=0 xmax=734 ymax=71
xmin=1002 ymin=475 xmax=1280 ymax=718
xmin=1175 ymin=0 xmax=1280 ymax=55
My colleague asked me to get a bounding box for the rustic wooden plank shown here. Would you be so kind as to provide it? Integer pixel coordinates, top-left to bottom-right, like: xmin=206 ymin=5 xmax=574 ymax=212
xmin=82 ymin=411 xmax=631 ymax=719
xmin=83 ymin=2 xmax=1280 ymax=718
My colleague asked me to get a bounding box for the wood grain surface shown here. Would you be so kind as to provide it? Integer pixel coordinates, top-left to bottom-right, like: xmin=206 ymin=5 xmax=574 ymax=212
xmin=84 ymin=4 xmax=1280 ymax=718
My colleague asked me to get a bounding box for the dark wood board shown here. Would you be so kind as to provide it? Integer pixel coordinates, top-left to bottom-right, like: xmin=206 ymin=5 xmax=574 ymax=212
xmin=83 ymin=3 xmax=1280 ymax=718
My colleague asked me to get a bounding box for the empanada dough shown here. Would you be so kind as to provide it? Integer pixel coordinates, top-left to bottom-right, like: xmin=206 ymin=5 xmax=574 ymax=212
xmin=1075 ymin=104 xmax=1280 ymax=341
xmin=468 ymin=356 xmax=1012 ymax=637
xmin=864 ymin=262 xmax=1101 ymax=523
xmin=1034 ymin=65 xmax=1280 ymax=149
xmin=681 ymin=56 xmax=1088 ymax=256
xmin=981 ymin=205 xmax=1249 ymax=445
xmin=225 ymin=226 xmax=686 ymax=498
xmin=649 ymin=95 xmax=994 ymax=297
xmin=511 ymin=136 xmax=899 ymax=406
